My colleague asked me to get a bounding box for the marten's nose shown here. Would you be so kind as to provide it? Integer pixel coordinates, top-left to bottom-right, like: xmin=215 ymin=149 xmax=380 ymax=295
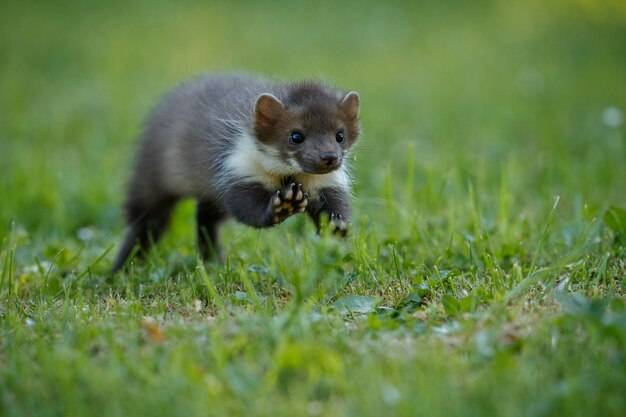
xmin=321 ymin=152 xmax=338 ymax=166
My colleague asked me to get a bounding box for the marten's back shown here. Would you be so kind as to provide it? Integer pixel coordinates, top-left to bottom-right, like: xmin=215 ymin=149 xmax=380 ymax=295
xmin=130 ymin=74 xmax=276 ymax=201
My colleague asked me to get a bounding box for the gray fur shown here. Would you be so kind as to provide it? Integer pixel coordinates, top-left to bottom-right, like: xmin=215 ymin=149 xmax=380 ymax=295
xmin=113 ymin=73 xmax=360 ymax=272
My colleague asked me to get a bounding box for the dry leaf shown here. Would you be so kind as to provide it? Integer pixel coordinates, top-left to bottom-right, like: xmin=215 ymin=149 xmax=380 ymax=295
xmin=141 ymin=317 xmax=166 ymax=343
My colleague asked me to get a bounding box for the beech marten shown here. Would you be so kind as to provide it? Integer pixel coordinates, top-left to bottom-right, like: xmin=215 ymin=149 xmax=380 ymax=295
xmin=112 ymin=73 xmax=361 ymax=272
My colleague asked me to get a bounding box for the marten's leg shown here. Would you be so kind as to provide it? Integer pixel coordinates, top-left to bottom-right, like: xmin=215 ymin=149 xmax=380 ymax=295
xmin=223 ymin=182 xmax=308 ymax=228
xmin=306 ymin=186 xmax=351 ymax=237
xmin=112 ymin=196 xmax=178 ymax=272
xmin=196 ymin=199 xmax=226 ymax=260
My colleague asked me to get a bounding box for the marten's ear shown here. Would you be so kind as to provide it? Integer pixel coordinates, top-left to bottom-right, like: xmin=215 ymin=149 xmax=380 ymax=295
xmin=339 ymin=91 xmax=360 ymax=120
xmin=255 ymin=94 xmax=285 ymax=126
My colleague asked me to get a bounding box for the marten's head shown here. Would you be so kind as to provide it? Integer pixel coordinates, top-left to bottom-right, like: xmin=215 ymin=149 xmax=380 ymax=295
xmin=253 ymin=82 xmax=360 ymax=175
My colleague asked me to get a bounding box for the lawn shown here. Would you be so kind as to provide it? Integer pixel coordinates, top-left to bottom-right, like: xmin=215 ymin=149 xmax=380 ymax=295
xmin=1 ymin=0 xmax=625 ymax=416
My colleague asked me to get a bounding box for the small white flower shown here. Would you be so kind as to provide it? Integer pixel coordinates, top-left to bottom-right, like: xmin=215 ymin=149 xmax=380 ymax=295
xmin=602 ymin=106 xmax=623 ymax=128
xmin=76 ymin=227 xmax=95 ymax=242
xmin=382 ymin=383 xmax=401 ymax=405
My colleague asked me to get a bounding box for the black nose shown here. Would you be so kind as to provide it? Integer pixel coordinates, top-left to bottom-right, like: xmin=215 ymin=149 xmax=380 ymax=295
xmin=321 ymin=152 xmax=338 ymax=165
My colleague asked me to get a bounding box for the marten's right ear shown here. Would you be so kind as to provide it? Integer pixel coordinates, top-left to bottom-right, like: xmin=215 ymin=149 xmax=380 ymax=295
xmin=255 ymin=94 xmax=285 ymax=126
xmin=339 ymin=91 xmax=360 ymax=121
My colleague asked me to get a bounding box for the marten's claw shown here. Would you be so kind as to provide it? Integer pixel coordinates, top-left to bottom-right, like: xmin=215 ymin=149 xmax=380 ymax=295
xmin=329 ymin=213 xmax=349 ymax=237
xmin=271 ymin=183 xmax=309 ymax=224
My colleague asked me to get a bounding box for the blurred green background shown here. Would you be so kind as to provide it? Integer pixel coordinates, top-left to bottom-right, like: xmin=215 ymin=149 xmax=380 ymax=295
xmin=2 ymin=2 xmax=626 ymax=416
xmin=1 ymin=0 xmax=625 ymax=256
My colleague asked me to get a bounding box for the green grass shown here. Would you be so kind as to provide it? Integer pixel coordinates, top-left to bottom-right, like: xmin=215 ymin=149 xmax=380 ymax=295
xmin=1 ymin=0 xmax=626 ymax=416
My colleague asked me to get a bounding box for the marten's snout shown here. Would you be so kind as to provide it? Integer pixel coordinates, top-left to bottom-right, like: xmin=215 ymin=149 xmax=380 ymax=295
xmin=321 ymin=152 xmax=339 ymax=166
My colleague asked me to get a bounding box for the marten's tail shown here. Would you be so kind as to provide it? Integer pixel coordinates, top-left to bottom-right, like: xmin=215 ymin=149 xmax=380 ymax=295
xmin=111 ymin=193 xmax=178 ymax=273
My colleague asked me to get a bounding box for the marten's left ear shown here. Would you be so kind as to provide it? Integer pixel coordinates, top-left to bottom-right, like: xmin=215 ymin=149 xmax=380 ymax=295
xmin=255 ymin=94 xmax=285 ymax=126
xmin=339 ymin=91 xmax=360 ymax=120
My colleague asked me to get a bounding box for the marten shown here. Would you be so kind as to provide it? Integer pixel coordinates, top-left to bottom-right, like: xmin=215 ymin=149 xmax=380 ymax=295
xmin=112 ymin=73 xmax=361 ymax=272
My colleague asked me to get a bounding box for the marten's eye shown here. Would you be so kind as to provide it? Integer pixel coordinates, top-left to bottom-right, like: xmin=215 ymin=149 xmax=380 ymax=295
xmin=290 ymin=132 xmax=305 ymax=145
xmin=335 ymin=131 xmax=345 ymax=143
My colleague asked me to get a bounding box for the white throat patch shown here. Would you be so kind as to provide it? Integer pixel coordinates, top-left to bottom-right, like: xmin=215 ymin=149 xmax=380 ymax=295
xmin=220 ymin=131 xmax=349 ymax=195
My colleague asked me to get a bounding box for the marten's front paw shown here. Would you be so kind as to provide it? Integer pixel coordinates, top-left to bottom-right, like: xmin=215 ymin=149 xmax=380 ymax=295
xmin=329 ymin=213 xmax=349 ymax=237
xmin=270 ymin=183 xmax=308 ymax=225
